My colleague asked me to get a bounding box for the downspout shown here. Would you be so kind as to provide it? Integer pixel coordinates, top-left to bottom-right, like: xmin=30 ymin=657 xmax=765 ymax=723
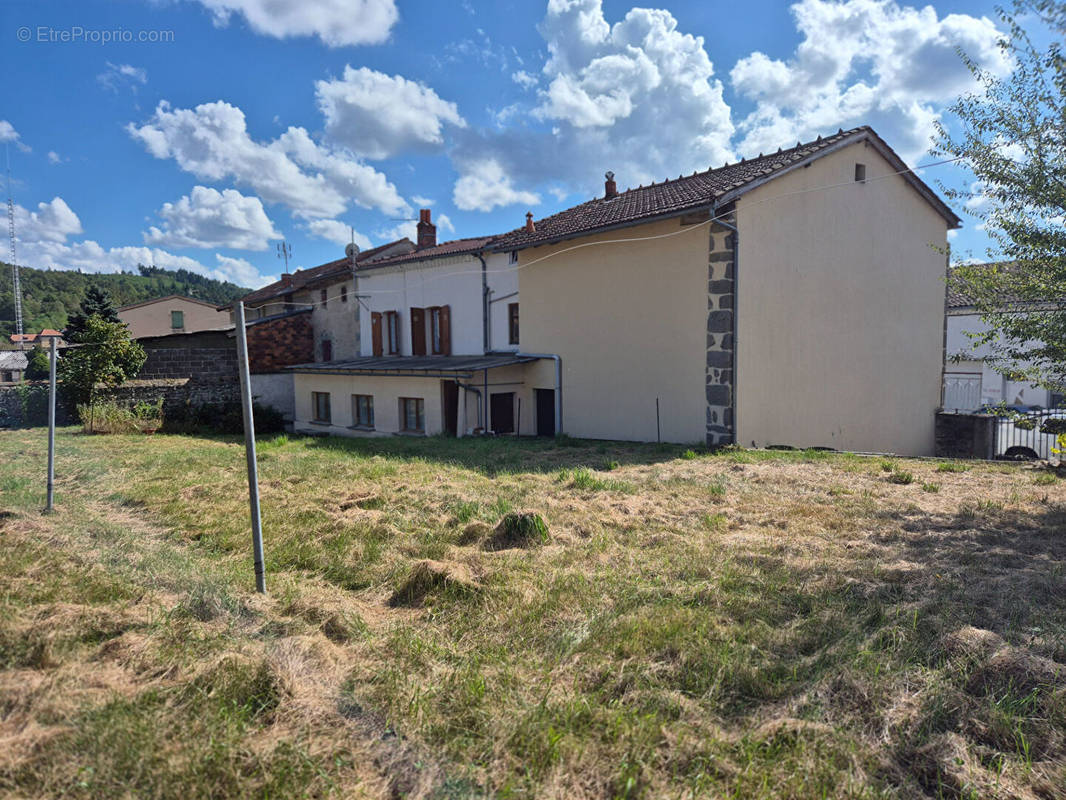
xmin=713 ymin=204 xmax=739 ymax=445
xmin=477 ymin=252 xmax=490 ymax=354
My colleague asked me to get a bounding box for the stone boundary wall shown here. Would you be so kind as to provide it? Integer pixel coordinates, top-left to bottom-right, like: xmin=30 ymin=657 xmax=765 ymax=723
xmin=935 ymin=412 xmax=996 ymax=459
xmin=706 ymin=216 xmax=736 ymax=446
xmin=137 ymin=330 xmax=237 ymax=382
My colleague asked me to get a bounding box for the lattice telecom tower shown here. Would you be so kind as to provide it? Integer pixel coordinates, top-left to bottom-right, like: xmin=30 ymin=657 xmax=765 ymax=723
xmin=6 ymin=149 xmax=23 ymax=344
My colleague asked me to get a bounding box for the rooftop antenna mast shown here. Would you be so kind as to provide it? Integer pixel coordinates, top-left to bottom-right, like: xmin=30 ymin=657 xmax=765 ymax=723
xmin=6 ymin=145 xmax=23 ymax=347
xmin=276 ymin=240 xmax=293 ymax=272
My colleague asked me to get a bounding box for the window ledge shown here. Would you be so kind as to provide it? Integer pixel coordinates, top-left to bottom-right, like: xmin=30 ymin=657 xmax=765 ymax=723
xmin=349 ymin=425 xmax=375 ymax=431
xmin=396 ymin=430 xmax=426 ymax=437
xmin=309 ymin=420 xmax=332 ymax=426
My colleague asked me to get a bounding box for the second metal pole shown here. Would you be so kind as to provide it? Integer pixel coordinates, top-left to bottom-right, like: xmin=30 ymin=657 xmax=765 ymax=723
xmin=45 ymin=336 xmax=57 ymax=513
xmin=235 ymin=301 xmax=266 ymax=593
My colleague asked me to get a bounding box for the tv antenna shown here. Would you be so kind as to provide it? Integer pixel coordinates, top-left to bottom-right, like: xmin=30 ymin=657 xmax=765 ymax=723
xmin=345 ymin=226 xmax=360 ymax=266
xmin=6 ymin=144 xmax=23 ymax=346
xmin=276 ymin=241 xmax=293 ymax=271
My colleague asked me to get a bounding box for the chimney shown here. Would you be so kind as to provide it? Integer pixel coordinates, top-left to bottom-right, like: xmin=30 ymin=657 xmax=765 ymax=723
xmin=525 ymin=212 xmax=535 ymax=233
xmin=416 ymin=208 xmax=436 ymax=249
xmin=604 ymin=170 xmax=617 ymax=199
xmin=280 ymin=273 xmax=293 ymax=286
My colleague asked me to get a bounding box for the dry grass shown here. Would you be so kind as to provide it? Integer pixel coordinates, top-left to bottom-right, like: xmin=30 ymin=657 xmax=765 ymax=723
xmin=1 ymin=429 xmax=1064 ymax=799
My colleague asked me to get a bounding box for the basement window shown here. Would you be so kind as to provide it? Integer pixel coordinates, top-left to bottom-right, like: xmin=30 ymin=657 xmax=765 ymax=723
xmin=854 ymin=163 xmax=867 ymax=183
xmin=312 ymin=391 xmax=332 ymax=424
xmin=400 ymin=397 xmax=425 ymax=433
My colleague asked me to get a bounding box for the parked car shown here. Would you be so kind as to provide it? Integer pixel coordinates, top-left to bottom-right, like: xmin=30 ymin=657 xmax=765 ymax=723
xmin=989 ymin=407 xmax=1066 ymax=460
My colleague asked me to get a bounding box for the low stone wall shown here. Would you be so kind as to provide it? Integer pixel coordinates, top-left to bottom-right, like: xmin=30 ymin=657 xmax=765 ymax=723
xmin=935 ymin=411 xmax=996 ymax=460
xmin=0 ymin=383 xmax=72 ymax=428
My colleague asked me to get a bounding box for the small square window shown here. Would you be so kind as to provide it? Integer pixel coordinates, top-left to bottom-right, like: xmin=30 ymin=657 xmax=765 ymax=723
xmin=312 ymin=391 xmax=331 ymax=423
xmin=352 ymin=394 xmax=374 ymax=428
xmin=400 ymin=397 xmax=424 ymax=433
xmin=854 ymin=163 xmax=866 ymax=183
xmin=171 ymin=310 xmax=184 ymax=329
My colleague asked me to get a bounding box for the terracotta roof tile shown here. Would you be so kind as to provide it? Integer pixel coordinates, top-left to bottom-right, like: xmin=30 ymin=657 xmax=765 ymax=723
xmin=359 ymin=237 xmax=495 ymax=269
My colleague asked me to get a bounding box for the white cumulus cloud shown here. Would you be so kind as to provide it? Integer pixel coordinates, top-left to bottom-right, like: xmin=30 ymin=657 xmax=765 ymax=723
xmin=127 ymin=100 xmax=408 ymax=219
xmin=316 ymin=66 xmax=465 ymax=159
xmin=10 ymin=197 xmax=83 ymax=245
xmin=730 ymin=0 xmax=1012 ymax=161
xmin=191 ymin=0 xmax=398 ymax=47
xmin=453 ymin=160 xmax=540 ymax=212
xmin=306 ymin=218 xmax=373 ymax=250
xmin=144 ymin=186 xmax=282 ymax=250
xmin=0 ymin=119 xmax=30 ymax=152
xmin=97 ymin=62 xmax=147 ymax=92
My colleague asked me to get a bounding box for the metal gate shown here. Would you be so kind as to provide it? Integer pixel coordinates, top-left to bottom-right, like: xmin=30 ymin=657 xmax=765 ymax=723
xmin=943 ymin=373 xmax=982 ymax=413
xmin=992 ymin=409 xmax=1066 ymax=460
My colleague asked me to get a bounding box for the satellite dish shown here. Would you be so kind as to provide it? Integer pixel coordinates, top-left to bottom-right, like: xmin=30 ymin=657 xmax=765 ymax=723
xmin=345 ymin=242 xmax=360 ymax=259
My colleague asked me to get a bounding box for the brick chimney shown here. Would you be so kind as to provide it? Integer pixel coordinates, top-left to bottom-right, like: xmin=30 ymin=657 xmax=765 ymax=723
xmin=525 ymin=211 xmax=535 ymax=233
xmin=604 ymin=170 xmax=617 ymax=199
xmin=416 ymin=208 xmax=436 ymax=249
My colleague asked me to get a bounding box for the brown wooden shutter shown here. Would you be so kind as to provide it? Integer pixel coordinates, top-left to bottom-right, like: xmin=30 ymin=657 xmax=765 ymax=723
xmin=410 ymin=307 xmax=426 ymax=356
xmin=439 ymin=305 xmax=451 ymax=356
xmin=371 ymin=312 xmax=383 ymax=357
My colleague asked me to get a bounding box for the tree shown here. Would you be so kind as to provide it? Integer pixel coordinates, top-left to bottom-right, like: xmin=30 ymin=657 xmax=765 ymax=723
xmin=23 ymin=347 xmax=51 ymax=381
xmin=65 ymin=285 xmax=122 ymax=342
xmin=934 ymin=0 xmax=1066 ymax=393
xmin=58 ymin=316 xmax=146 ymax=430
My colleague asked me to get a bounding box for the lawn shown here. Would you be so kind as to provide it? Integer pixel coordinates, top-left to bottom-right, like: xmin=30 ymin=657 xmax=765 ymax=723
xmin=0 ymin=428 xmax=1064 ymax=799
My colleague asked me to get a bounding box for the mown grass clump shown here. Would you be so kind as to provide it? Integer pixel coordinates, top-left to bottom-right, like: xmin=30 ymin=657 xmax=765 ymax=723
xmin=483 ymin=511 xmax=550 ymax=551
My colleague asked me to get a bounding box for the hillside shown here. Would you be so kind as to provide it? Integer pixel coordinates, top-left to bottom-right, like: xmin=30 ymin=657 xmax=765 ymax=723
xmin=0 ymin=263 xmax=250 ymax=339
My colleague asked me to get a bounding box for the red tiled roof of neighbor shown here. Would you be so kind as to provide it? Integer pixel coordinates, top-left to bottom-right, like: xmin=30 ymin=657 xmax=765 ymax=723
xmin=9 ymin=329 xmax=62 ymax=343
xmin=232 ymin=238 xmax=415 ymax=307
xmin=491 ymin=126 xmax=961 ymax=251
xmin=359 ymin=236 xmax=495 ymax=269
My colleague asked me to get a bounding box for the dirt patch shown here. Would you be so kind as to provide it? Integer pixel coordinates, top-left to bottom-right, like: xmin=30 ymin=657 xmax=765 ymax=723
xmin=457 ymin=521 xmax=492 ymax=546
xmin=388 ymin=560 xmax=479 ymax=607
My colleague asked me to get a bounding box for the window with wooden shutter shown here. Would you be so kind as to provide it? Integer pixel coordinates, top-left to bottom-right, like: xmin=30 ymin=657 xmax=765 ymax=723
xmin=371 ymin=312 xmax=383 ymax=356
xmin=439 ymin=305 xmax=451 ymax=356
xmin=410 ymin=307 xmax=427 ymax=356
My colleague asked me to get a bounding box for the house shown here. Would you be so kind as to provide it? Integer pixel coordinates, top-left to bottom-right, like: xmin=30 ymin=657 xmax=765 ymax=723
xmin=275 ymin=126 xmax=960 ymax=454
xmin=943 ymin=267 xmax=1064 ymax=411
xmin=287 ymin=210 xmax=536 ymax=437
xmin=0 ymin=350 xmax=28 ymax=384
xmin=9 ymin=329 xmax=64 ymax=348
xmin=117 ymin=295 xmax=230 ymax=339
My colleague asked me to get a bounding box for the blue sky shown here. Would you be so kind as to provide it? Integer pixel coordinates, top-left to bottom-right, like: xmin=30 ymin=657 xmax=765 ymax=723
xmin=0 ymin=0 xmax=1013 ymax=288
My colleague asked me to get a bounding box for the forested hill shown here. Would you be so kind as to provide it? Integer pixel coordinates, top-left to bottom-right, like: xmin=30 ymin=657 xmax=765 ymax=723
xmin=0 ymin=263 xmax=250 ymax=338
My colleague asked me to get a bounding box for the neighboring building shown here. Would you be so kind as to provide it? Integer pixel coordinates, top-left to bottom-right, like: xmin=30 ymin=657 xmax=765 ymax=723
xmin=117 ymin=295 xmax=230 ymax=339
xmin=943 ymin=270 xmax=1064 ymax=411
xmin=289 ymin=210 xmax=535 ymax=438
xmin=9 ymin=329 xmax=64 ymax=348
xmin=0 ymin=350 xmax=28 ymax=384
xmin=275 ymin=126 xmax=960 ymax=454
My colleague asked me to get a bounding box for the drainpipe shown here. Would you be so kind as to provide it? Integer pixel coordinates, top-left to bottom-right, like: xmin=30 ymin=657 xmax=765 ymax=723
xmin=713 ymin=204 xmax=739 ymax=445
xmin=477 ymin=252 xmax=490 ymax=354
xmin=494 ymin=351 xmax=562 ymax=436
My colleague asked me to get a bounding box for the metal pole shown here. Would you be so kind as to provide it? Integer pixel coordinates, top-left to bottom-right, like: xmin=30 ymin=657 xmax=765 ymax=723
xmin=235 ymin=302 xmax=266 ymax=593
xmin=45 ymin=336 xmax=56 ymax=513
xmin=656 ymin=397 xmax=661 ymax=443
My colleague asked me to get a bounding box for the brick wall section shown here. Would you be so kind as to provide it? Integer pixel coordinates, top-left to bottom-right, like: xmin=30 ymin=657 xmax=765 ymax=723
xmin=935 ymin=412 xmax=996 ymax=459
xmin=706 ymin=217 xmax=736 ymax=446
xmin=246 ymin=310 xmax=314 ymax=373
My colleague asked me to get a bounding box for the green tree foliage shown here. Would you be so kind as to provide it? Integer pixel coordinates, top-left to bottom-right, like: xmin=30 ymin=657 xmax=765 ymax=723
xmin=65 ymin=286 xmax=121 ymax=342
xmin=0 ymin=263 xmax=249 ymax=340
xmin=23 ymin=347 xmax=51 ymax=381
xmin=935 ymin=0 xmax=1066 ymax=392
xmin=57 ymin=316 xmax=147 ymax=416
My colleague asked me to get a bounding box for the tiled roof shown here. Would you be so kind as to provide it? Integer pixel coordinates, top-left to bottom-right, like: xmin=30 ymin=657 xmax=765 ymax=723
xmin=9 ymin=329 xmax=62 ymax=343
xmin=232 ymin=238 xmax=415 ymax=307
xmin=0 ymin=351 xmax=28 ymax=370
xmin=358 ymin=237 xmax=495 ymax=270
xmin=491 ymin=126 xmax=961 ymax=251
xmin=287 ymin=353 xmax=542 ymax=374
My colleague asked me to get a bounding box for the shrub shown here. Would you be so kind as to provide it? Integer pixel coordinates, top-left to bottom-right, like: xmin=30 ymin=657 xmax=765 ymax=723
xmin=77 ymin=398 xmax=162 ymax=434
xmin=162 ymin=401 xmax=285 ymax=435
xmin=680 ymin=449 xmax=698 ymax=460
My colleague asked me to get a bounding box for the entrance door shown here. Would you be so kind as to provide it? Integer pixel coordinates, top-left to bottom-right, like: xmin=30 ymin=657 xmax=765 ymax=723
xmin=491 ymin=392 xmax=515 ymax=434
xmin=441 ymin=380 xmax=459 ymax=436
xmin=535 ymin=389 xmax=555 ymax=437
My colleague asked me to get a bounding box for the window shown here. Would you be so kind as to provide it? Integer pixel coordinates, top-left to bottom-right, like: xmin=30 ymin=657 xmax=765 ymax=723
xmin=312 ymin=391 xmax=332 ymax=423
xmin=400 ymin=397 xmax=424 ymax=432
xmin=340 ymin=285 xmax=348 ymax=303
xmin=509 ymin=250 xmax=518 ymax=265
xmin=321 ymin=339 xmax=332 ymax=362
xmin=508 ymin=303 xmax=520 ymax=345
xmin=320 ymin=288 xmax=328 ymax=309
xmin=171 ymin=310 xmax=184 ymax=329
xmin=430 ymin=307 xmax=442 ymax=354
xmin=1 ymin=371 xmax=10 ymax=383
xmin=352 ymin=394 xmax=374 ymax=428
xmin=385 ymin=311 xmax=400 ymax=354
xmin=854 ymin=162 xmax=866 ymax=183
